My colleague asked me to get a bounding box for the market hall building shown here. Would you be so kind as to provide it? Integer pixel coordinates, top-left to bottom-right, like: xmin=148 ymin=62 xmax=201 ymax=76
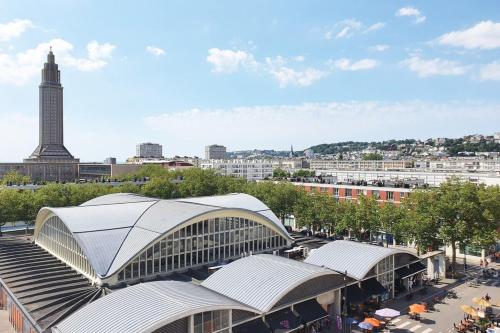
xmin=0 ymin=192 xmax=428 ymax=333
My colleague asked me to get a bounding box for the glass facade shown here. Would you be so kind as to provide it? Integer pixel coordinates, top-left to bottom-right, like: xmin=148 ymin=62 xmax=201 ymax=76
xmin=117 ymin=217 xmax=288 ymax=282
xmin=194 ymin=310 xmax=230 ymax=333
xmin=376 ymin=255 xmax=394 ymax=301
xmin=37 ymin=216 xmax=97 ymax=280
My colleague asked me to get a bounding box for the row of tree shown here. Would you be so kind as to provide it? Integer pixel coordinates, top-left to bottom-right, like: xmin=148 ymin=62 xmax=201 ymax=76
xmin=0 ymin=166 xmax=498 ymax=268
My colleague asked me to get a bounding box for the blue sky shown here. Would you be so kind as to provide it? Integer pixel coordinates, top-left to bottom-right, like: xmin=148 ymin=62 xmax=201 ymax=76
xmin=0 ymin=0 xmax=499 ymax=161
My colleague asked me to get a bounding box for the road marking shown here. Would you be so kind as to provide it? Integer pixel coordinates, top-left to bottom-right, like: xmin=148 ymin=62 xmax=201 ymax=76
xmin=397 ymin=321 xmax=411 ymax=329
xmin=421 ymin=328 xmax=433 ymax=333
xmin=392 ymin=318 xmax=401 ymax=324
xmin=410 ymin=324 xmax=422 ymax=331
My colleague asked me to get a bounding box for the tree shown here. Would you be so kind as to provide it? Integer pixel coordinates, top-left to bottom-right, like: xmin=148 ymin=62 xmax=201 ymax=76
xmin=403 ymin=189 xmax=441 ymax=254
xmin=141 ymin=177 xmax=177 ymax=199
xmin=292 ymin=169 xmax=315 ymax=178
xmin=1 ymin=171 xmax=31 ymax=185
xmin=362 ymin=153 xmax=383 ymax=160
xmin=335 ymin=200 xmax=358 ymax=238
xmin=273 ymin=168 xmax=289 ymax=179
xmin=474 ymin=185 xmax=500 ymax=253
xmin=435 ymin=179 xmax=485 ymax=268
xmin=379 ymin=202 xmax=407 ymax=246
xmin=0 ymin=190 xmax=25 ymax=236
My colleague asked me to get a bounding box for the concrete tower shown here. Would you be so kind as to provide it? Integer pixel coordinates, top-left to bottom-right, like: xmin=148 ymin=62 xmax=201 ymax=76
xmin=27 ymin=49 xmax=76 ymax=161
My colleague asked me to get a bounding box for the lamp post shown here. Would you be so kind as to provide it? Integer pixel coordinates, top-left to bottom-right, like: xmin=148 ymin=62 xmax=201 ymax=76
xmin=342 ymin=270 xmax=348 ymax=333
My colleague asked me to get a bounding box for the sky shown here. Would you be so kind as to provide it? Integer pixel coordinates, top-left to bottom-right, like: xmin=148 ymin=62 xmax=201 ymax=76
xmin=0 ymin=0 xmax=499 ymax=162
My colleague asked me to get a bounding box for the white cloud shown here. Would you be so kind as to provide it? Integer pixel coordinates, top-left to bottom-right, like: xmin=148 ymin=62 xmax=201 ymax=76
xmin=401 ymin=56 xmax=468 ymax=77
xmin=0 ymin=19 xmax=33 ymax=42
xmin=436 ymin=21 xmax=500 ymax=50
xmin=146 ymin=46 xmax=165 ymax=57
xmin=370 ymin=44 xmax=390 ymax=52
xmin=334 ymin=19 xmax=363 ymax=39
xmin=323 ymin=19 xmax=384 ymax=40
xmin=479 ymin=61 xmax=500 ymax=80
xmin=206 ymin=48 xmax=257 ymax=73
xmin=396 ymin=7 xmax=426 ymax=24
xmin=331 ymin=58 xmax=379 ymax=71
xmin=207 ymin=50 xmax=327 ymax=87
xmin=364 ymin=22 xmax=386 ymax=33
xmin=0 ymin=38 xmax=116 ymax=85
xmin=142 ymin=101 xmax=500 ymax=156
xmin=268 ymin=66 xmax=327 ymax=88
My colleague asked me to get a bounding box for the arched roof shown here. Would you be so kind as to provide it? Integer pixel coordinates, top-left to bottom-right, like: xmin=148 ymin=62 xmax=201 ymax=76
xmin=304 ymin=240 xmax=419 ymax=280
xmin=34 ymin=193 xmax=292 ymax=279
xmin=52 ymin=281 xmax=257 ymax=333
xmin=201 ymin=254 xmax=342 ymax=313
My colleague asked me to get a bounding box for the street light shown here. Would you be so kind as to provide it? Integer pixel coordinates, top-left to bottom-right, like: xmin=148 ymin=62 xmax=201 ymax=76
xmin=342 ymin=270 xmax=348 ymax=333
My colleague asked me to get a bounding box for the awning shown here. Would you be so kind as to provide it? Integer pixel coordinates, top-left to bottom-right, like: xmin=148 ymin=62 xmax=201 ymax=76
xmin=233 ymin=318 xmax=271 ymax=333
xmin=361 ymin=278 xmax=387 ymax=296
xmin=346 ymin=284 xmax=368 ymax=304
xmin=265 ymin=308 xmax=301 ymax=332
xmin=294 ymin=299 xmax=329 ymax=324
xmin=396 ymin=262 xmax=427 ymax=279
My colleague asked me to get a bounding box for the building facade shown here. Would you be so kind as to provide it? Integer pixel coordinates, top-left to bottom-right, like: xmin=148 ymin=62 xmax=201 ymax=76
xmin=33 ymin=193 xmax=292 ymax=286
xmin=136 ymin=142 xmax=163 ymax=158
xmin=201 ymin=159 xmax=273 ymax=181
xmin=26 ymin=49 xmax=76 ymax=162
xmin=205 ymin=145 xmax=227 ymax=160
xmin=294 ymin=182 xmax=411 ymax=205
xmin=309 ymin=160 xmax=414 ymax=171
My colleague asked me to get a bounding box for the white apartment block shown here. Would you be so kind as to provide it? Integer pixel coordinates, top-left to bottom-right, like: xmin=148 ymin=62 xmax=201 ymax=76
xmin=205 ymin=144 xmax=227 ymax=160
xmin=201 ymin=159 xmax=273 ymax=181
xmin=309 ymin=159 xmax=414 ymax=171
xmin=136 ymin=143 xmax=163 ymax=158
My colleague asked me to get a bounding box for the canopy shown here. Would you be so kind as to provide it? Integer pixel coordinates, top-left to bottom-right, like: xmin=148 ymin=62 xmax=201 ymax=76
xmin=396 ymin=262 xmax=427 ymax=279
xmin=265 ymin=308 xmax=301 ymax=332
xmin=364 ymin=318 xmax=381 ymax=327
xmin=346 ymin=284 xmax=368 ymax=304
xmin=294 ymin=299 xmax=328 ymax=324
xmin=232 ymin=318 xmax=271 ymax=333
xmin=375 ymin=308 xmax=400 ymax=318
xmin=361 ymin=278 xmax=387 ymax=296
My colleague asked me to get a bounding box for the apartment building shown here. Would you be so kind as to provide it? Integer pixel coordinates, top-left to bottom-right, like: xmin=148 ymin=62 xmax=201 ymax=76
xmin=201 ymin=159 xmax=273 ymax=181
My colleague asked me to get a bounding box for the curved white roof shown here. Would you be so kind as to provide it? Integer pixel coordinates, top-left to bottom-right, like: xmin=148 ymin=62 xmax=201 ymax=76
xmin=201 ymin=254 xmax=340 ymax=313
xmin=34 ymin=193 xmax=292 ymax=279
xmin=52 ymin=281 xmax=257 ymax=333
xmin=304 ymin=240 xmax=417 ymax=280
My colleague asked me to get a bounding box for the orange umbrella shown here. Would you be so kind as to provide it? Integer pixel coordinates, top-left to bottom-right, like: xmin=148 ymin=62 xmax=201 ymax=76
xmin=410 ymin=304 xmax=426 ymax=314
xmin=364 ymin=318 xmax=381 ymax=327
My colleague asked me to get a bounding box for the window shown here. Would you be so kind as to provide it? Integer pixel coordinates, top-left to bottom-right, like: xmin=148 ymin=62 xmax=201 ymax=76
xmin=333 ymin=188 xmax=339 ymax=197
xmin=372 ymin=190 xmax=380 ymax=199
xmin=116 ymin=216 xmax=288 ymax=281
xmin=387 ymin=191 xmax=394 ymax=201
xmin=345 ymin=189 xmax=352 ymax=198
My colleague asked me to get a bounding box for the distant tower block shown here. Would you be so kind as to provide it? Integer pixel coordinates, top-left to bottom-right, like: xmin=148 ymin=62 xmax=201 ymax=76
xmin=27 ymin=49 xmax=76 ymax=161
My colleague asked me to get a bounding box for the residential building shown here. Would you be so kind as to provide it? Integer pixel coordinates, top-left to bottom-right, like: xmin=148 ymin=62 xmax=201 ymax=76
xmin=294 ymin=182 xmax=411 ymax=205
xmin=309 ymin=159 xmax=414 ymax=171
xmin=201 ymin=159 xmax=273 ymax=180
xmin=136 ymin=142 xmax=163 ymax=158
xmin=205 ymin=144 xmax=227 ymax=160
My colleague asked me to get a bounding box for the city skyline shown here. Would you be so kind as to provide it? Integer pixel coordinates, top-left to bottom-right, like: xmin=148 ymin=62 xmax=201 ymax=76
xmin=1 ymin=1 xmax=500 ymax=161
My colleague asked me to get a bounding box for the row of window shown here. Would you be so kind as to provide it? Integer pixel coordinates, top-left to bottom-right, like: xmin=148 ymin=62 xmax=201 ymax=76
xmin=37 ymin=217 xmax=97 ymax=280
xmin=310 ymin=186 xmax=405 ymax=201
xmin=117 ymin=217 xmax=288 ymax=282
xmin=193 ymin=310 xmax=230 ymax=333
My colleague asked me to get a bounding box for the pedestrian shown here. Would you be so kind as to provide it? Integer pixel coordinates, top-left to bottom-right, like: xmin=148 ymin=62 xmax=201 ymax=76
xmin=485 ymin=259 xmax=489 ymax=268
xmin=480 ymin=259 xmax=483 ymax=268
xmin=485 ymin=293 xmax=491 ymax=301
